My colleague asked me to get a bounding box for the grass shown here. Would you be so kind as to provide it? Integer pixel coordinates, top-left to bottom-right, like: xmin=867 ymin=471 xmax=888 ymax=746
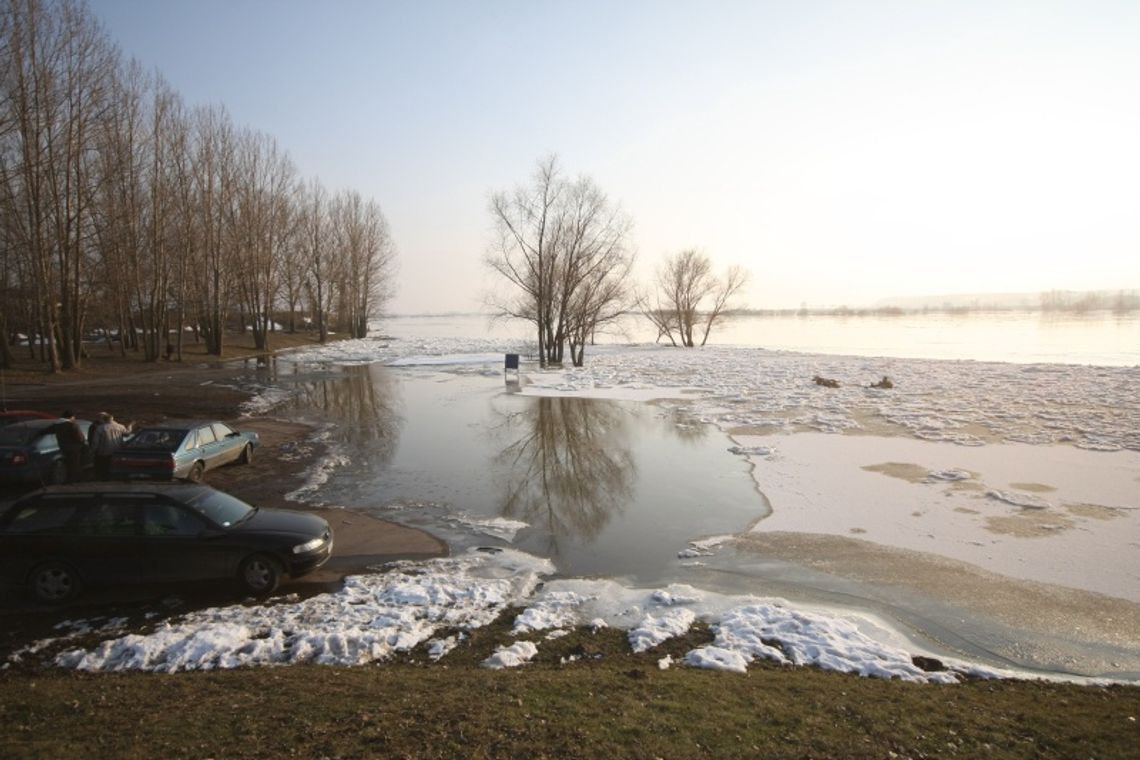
xmin=2 ymin=661 xmax=1137 ymax=758
xmin=2 ymin=612 xmax=1137 ymax=758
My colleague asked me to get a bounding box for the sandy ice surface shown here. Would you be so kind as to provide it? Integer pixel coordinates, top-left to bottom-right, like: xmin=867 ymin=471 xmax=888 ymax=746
xmin=736 ymin=433 xmax=1139 ymax=601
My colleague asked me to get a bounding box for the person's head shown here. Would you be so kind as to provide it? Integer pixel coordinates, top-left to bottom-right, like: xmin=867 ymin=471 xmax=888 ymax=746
xmin=61 ymin=409 xmax=74 ymax=419
xmin=98 ymin=412 xmax=111 ymax=422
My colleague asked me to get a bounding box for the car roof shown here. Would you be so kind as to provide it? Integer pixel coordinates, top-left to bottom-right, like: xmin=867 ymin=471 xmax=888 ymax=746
xmin=24 ymin=482 xmax=216 ymax=498
xmin=1 ymin=418 xmax=67 ymax=431
xmin=135 ymin=420 xmax=225 ymax=431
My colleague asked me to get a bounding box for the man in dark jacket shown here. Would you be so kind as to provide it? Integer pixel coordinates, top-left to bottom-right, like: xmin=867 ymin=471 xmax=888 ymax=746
xmin=51 ymin=410 xmax=86 ymax=482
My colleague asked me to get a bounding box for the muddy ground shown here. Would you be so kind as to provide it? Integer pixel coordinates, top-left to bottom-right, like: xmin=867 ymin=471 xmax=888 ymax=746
xmin=0 ymin=355 xmax=445 ymax=659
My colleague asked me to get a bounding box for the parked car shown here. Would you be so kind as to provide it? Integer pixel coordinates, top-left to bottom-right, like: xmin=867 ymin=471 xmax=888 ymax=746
xmin=0 ymin=483 xmax=332 ymax=602
xmin=109 ymin=420 xmax=259 ymax=482
xmin=0 ymin=410 xmax=59 ymax=427
xmin=0 ymin=419 xmax=93 ymax=486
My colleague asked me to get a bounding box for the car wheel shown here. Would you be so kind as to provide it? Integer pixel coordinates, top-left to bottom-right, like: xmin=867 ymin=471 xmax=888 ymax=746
xmin=186 ymin=461 xmax=206 ymax=483
xmin=46 ymin=460 xmax=67 ymax=486
xmin=238 ymin=444 xmax=253 ymax=465
xmin=239 ymin=553 xmax=282 ymax=595
xmin=30 ymin=562 xmax=82 ymax=603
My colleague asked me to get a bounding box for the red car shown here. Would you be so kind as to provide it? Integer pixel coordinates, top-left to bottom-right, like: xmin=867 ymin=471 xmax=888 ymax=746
xmin=0 ymin=410 xmax=58 ymax=427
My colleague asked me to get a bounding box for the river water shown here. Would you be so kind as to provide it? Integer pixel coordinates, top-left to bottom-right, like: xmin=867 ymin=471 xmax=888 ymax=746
xmin=251 ymin=311 xmax=1138 ymax=680
xmin=384 ymin=310 xmax=1140 ymax=366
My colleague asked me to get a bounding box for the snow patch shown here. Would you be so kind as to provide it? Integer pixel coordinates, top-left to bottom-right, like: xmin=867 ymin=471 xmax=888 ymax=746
xmin=482 ymin=641 xmax=539 ymax=669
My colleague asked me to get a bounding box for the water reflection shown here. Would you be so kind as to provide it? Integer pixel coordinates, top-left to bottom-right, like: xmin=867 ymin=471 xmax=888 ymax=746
xmin=281 ymin=363 xmax=403 ymax=470
xmin=495 ymin=397 xmax=635 ymax=547
xmin=283 ymin=368 xmax=765 ymax=583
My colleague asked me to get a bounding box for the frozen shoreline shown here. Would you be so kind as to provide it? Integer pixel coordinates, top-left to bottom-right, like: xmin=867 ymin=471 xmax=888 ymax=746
xmin=29 ymin=335 xmax=1139 ymax=682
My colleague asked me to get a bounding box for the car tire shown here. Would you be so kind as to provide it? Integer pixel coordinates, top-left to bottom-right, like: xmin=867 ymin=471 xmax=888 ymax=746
xmin=238 ymin=444 xmax=253 ymax=465
xmin=239 ymin=553 xmax=282 ymax=595
xmin=186 ymin=461 xmax=206 ymax=483
xmin=30 ymin=561 xmax=82 ymax=603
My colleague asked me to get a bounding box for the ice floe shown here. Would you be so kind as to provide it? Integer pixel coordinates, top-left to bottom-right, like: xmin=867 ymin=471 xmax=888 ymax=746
xmin=261 ymin=337 xmax=1139 ymax=453
xmin=987 ymin=489 xmax=1052 ymax=510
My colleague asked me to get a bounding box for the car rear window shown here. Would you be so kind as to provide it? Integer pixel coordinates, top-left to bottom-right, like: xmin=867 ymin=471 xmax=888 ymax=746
xmin=0 ymin=426 xmax=35 ymax=446
xmin=124 ymin=429 xmax=185 ymax=451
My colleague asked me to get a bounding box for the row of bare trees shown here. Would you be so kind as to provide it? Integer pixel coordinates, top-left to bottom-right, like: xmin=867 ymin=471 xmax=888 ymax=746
xmin=0 ymin=0 xmax=395 ymax=371
xmin=486 ymin=156 xmax=749 ymax=364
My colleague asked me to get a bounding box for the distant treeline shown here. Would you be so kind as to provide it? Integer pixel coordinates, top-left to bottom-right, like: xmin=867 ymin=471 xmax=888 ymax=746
xmin=733 ymin=290 xmax=1140 ymax=318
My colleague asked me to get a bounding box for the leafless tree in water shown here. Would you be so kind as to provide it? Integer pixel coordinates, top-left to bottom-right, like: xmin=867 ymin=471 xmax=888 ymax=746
xmin=640 ymin=248 xmax=749 ymax=347
xmin=486 ymin=155 xmax=633 ymax=367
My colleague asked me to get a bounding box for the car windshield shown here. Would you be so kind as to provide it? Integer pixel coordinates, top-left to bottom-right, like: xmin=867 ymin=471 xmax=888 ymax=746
xmin=124 ymin=429 xmax=185 ymax=452
xmin=185 ymin=489 xmax=255 ymax=527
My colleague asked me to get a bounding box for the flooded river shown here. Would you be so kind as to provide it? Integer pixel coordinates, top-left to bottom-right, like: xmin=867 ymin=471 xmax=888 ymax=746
xmin=249 ymin=353 xmax=1140 ymax=681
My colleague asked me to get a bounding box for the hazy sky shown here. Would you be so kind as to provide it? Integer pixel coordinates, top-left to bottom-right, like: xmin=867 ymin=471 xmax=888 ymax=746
xmin=87 ymin=0 xmax=1140 ymax=313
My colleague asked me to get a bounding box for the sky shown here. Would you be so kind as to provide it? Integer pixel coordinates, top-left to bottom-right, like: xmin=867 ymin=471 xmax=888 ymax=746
xmin=86 ymin=0 xmax=1140 ymax=314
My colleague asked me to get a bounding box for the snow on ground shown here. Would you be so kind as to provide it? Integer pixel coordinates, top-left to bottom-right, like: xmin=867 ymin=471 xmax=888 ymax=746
xmin=54 ymin=548 xmax=551 ymax=672
xmin=38 ymin=551 xmax=1024 ymax=683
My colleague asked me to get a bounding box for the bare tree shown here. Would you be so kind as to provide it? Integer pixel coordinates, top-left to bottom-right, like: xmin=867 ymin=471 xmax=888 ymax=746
xmin=641 ymin=249 xmax=749 ymax=347
xmin=331 ymin=190 xmax=395 ymax=338
xmin=486 ymin=155 xmax=632 ymax=366
xmin=230 ymin=128 xmax=295 ymax=351
xmin=189 ymin=104 xmax=236 ymax=355
xmin=1 ymin=1 xmax=398 ymax=368
xmin=300 ymin=178 xmax=336 ymax=343
xmin=1 ymin=0 xmax=117 ymax=370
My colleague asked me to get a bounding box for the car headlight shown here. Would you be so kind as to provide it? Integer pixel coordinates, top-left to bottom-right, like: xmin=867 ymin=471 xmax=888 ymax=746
xmin=292 ymin=536 xmax=326 ymax=554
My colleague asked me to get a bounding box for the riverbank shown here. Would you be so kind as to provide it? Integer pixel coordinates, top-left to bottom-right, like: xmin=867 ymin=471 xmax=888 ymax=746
xmin=1 ymin=332 xmax=1138 ymax=757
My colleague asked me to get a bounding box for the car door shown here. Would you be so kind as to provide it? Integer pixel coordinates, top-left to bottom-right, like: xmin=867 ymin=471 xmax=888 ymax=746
xmin=139 ymin=497 xmax=229 ymax=582
xmin=193 ymin=425 xmax=222 ymax=471
xmin=211 ymin=422 xmax=241 ymax=465
xmin=67 ymin=495 xmax=146 ymax=585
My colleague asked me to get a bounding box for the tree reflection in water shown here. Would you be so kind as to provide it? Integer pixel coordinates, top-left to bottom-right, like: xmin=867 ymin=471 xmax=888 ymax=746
xmin=278 ymin=362 xmax=403 ymax=470
xmin=495 ymin=396 xmax=636 ymax=548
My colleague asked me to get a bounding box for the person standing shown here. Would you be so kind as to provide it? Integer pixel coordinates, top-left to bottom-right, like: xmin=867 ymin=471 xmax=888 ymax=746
xmin=51 ymin=410 xmax=86 ymax=482
xmin=91 ymin=412 xmax=130 ymax=480
xmin=87 ymin=413 xmax=104 ymax=450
